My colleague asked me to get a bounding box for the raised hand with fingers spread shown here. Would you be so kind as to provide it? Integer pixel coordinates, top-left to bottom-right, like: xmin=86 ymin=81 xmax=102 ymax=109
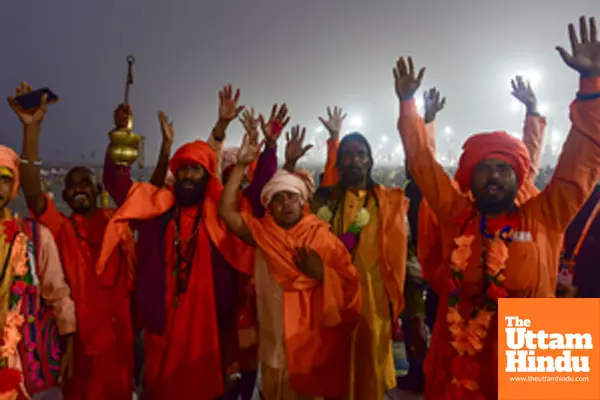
xmin=318 ymin=106 xmax=347 ymax=141
xmin=393 ymin=57 xmax=426 ymax=101
xmin=158 ymin=111 xmax=174 ymax=146
xmin=237 ymin=133 xmax=263 ymax=166
xmin=7 ymin=82 xmax=48 ymax=126
xmin=259 ymin=103 xmax=291 ymax=144
xmin=511 ymin=76 xmax=537 ymax=114
xmin=284 ymin=125 xmax=313 ymax=171
xmin=423 ymin=88 xmax=446 ymax=124
xmin=239 ymin=107 xmax=260 ymax=144
xmin=218 ymin=84 xmax=245 ymax=122
xmin=556 ymin=16 xmax=600 ymax=77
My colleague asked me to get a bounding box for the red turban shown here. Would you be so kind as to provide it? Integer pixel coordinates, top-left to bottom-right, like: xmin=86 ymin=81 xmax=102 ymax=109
xmin=455 ymin=131 xmax=530 ymax=193
xmin=169 ymin=140 xmax=217 ymax=177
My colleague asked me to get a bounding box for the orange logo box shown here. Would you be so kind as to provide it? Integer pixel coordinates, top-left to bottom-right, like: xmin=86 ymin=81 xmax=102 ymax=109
xmin=498 ymin=298 xmax=600 ymax=400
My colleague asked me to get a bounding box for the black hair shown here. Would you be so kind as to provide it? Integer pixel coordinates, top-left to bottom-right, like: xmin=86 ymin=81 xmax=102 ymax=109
xmin=336 ymin=132 xmax=376 ymax=189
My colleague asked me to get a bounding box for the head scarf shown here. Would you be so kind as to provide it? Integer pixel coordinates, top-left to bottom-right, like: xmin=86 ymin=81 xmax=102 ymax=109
xmin=0 ymin=145 xmax=20 ymax=200
xmin=455 ymin=131 xmax=530 ymax=193
xmin=261 ymin=169 xmax=315 ymax=207
xmin=169 ymin=140 xmax=218 ymax=177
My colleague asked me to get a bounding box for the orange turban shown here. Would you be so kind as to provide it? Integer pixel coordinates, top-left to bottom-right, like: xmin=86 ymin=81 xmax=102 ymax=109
xmin=455 ymin=131 xmax=530 ymax=193
xmin=169 ymin=140 xmax=217 ymax=177
xmin=0 ymin=145 xmax=20 ymax=200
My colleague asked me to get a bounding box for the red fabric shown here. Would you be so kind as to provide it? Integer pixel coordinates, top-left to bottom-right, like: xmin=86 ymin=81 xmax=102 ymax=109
xmin=144 ymin=209 xmax=225 ymax=399
xmin=62 ymin=343 xmax=133 ymax=400
xmin=455 ymin=131 xmax=530 ymax=193
xmin=169 ymin=140 xmax=217 ymax=176
xmin=33 ymin=199 xmax=135 ymax=398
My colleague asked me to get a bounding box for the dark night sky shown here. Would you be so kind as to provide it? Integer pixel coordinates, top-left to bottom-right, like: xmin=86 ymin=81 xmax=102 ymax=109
xmin=1 ymin=0 xmax=598 ymax=166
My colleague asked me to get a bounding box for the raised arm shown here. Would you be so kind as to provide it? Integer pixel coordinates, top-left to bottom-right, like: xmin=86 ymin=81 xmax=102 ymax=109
xmin=527 ymin=16 xmax=600 ymax=232
xmin=218 ymin=134 xmax=259 ymax=245
xmin=422 ymin=87 xmax=446 ymax=154
xmin=318 ymin=106 xmax=346 ymax=187
xmin=149 ymin=111 xmax=175 ymax=187
xmin=394 ymin=58 xmax=470 ymax=221
xmin=10 ymin=83 xmax=54 ymax=220
xmin=282 ymin=125 xmax=313 ymax=173
xmin=510 ymin=75 xmax=548 ymax=182
xmin=211 ymin=84 xmax=246 ymax=180
xmin=241 ymin=105 xmax=287 ymax=216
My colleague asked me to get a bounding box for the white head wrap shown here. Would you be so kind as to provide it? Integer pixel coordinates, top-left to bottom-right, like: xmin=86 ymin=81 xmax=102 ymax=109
xmin=261 ymin=169 xmax=315 ymax=207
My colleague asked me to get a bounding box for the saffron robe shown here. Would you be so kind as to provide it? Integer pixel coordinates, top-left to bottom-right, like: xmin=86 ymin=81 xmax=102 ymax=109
xmin=244 ymin=212 xmax=361 ymax=398
xmin=397 ymin=77 xmax=600 ymax=399
xmin=30 ymin=197 xmax=135 ymax=400
xmin=418 ymin=115 xmax=547 ymax=295
xmin=97 ymin=177 xmax=254 ymax=399
xmin=312 ymin=185 xmax=408 ymax=399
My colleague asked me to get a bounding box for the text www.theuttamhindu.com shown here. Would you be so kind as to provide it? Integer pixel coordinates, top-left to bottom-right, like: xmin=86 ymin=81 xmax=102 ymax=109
xmin=508 ymin=376 xmax=590 ymax=383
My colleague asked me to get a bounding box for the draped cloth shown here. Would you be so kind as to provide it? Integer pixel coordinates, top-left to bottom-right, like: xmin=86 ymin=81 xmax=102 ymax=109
xmin=243 ymin=211 xmax=361 ymax=398
xmin=398 ymin=78 xmax=600 ymax=399
xmin=97 ymin=140 xmax=254 ymax=276
xmin=96 ymin=140 xmax=254 ymax=399
xmin=417 ymin=116 xmax=545 ymax=295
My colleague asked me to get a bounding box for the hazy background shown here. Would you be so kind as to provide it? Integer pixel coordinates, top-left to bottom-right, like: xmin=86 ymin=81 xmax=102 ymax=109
xmin=1 ymin=0 xmax=597 ymax=166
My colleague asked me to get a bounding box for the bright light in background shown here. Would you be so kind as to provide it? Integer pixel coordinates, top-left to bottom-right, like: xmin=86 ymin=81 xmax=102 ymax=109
xmin=381 ymin=135 xmax=389 ymax=143
xmin=443 ymin=126 xmax=453 ymax=135
xmin=516 ymin=69 xmax=542 ymax=86
xmin=416 ymin=97 xmax=424 ymax=111
xmin=538 ymin=103 xmax=550 ymax=114
xmin=315 ymin=126 xmax=324 ymax=133
xmin=350 ymin=116 xmax=362 ymax=128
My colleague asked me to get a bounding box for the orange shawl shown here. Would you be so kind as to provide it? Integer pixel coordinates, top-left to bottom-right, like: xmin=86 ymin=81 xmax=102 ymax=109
xmin=243 ymin=212 xmax=361 ymax=397
xmin=319 ymin=141 xmax=409 ymax=318
xmin=97 ymin=140 xmax=254 ymax=276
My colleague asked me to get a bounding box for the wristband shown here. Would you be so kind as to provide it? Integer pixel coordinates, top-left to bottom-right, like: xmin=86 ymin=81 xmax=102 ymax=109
xmin=576 ymin=91 xmax=600 ymax=101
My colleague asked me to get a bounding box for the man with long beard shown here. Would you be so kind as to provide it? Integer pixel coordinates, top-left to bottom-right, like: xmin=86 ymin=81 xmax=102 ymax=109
xmin=11 ymin=83 xmax=136 ymax=400
xmin=97 ymin=136 xmax=255 ymax=399
xmin=394 ymin=16 xmax=600 ymax=399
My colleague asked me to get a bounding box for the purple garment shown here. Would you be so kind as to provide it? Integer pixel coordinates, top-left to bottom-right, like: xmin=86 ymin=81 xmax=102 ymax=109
xmin=567 ymin=185 xmax=600 ymax=298
xmin=102 ymin=150 xmax=133 ymax=206
xmin=103 ymin=145 xmax=278 ymax=334
xmin=242 ymin=145 xmax=277 ymax=217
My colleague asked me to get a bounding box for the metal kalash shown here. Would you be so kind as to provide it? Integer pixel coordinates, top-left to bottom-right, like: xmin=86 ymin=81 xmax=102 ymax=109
xmin=107 ymin=55 xmax=145 ymax=167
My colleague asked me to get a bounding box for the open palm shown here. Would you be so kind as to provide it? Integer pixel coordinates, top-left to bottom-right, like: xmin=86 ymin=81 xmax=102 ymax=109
xmin=557 ymin=16 xmax=600 ymax=77
xmin=219 ymin=84 xmax=245 ymax=122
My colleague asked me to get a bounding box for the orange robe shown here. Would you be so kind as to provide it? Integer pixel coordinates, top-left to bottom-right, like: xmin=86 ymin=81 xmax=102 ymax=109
xmin=418 ymin=115 xmax=547 ymax=294
xmin=243 ymin=212 xmax=361 ymax=398
xmin=97 ymin=181 xmax=254 ymax=400
xmin=397 ymin=77 xmax=600 ymax=399
xmin=31 ymin=197 xmax=136 ymax=400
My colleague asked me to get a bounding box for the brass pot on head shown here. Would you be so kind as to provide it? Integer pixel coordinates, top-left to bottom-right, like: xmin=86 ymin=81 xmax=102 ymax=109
xmin=108 ymin=55 xmax=142 ymax=166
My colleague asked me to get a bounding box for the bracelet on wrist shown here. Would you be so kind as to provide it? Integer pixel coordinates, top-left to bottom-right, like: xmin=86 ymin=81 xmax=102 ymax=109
xmin=576 ymin=91 xmax=600 ymax=101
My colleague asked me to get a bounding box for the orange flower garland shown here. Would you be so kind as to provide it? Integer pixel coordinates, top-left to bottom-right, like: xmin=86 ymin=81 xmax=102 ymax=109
xmin=446 ymin=218 xmax=511 ymax=399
